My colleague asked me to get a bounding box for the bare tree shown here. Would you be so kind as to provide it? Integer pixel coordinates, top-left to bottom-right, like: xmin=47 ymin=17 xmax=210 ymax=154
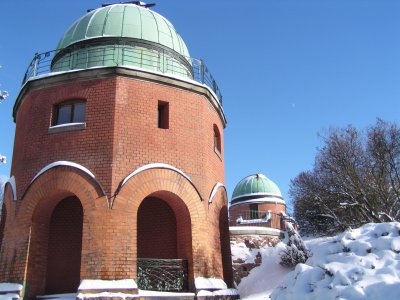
xmin=291 ymin=119 xmax=400 ymax=235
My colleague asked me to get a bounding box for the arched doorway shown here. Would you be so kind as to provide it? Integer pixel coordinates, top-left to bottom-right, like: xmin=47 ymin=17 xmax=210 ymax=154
xmin=219 ymin=206 xmax=233 ymax=287
xmin=137 ymin=195 xmax=192 ymax=292
xmin=138 ymin=197 xmax=177 ymax=259
xmin=45 ymin=196 xmax=83 ymax=294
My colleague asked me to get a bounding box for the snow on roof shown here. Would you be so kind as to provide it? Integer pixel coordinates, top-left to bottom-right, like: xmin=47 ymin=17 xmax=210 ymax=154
xmin=78 ymin=279 xmax=137 ymax=290
xmin=194 ymin=277 xmax=227 ymax=290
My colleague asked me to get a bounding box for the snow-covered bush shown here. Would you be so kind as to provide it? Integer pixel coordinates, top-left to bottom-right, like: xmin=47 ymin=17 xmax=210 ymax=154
xmin=271 ymin=222 xmax=400 ymax=300
xmin=279 ymin=224 xmax=311 ymax=267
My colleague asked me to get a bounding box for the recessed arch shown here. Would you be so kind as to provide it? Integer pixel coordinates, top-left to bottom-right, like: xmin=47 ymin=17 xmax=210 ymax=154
xmin=20 ymin=166 xmax=107 ymax=297
xmin=22 ymin=161 xmax=108 ymax=207
xmin=115 ymin=163 xmax=202 ymax=201
xmin=207 ymin=186 xmax=233 ymax=286
xmin=114 ymin=166 xmax=208 ymax=290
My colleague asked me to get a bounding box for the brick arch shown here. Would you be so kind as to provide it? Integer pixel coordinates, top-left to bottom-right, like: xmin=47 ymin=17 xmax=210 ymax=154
xmin=20 ymin=166 xmax=107 ymax=297
xmin=208 ymin=187 xmax=233 ymax=286
xmin=1 ymin=183 xmax=16 ymax=225
xmin=114 ymin=166 xmax=208 ymax=283
xmin=19 ymin=164 xmax=107 ymax=224
xmin=114 ymin=167 xmax=205 ymax=220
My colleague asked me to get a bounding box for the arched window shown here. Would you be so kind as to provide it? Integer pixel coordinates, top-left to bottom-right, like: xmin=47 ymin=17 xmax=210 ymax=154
xmin=213 ymin=124 xmax=222 ymax=156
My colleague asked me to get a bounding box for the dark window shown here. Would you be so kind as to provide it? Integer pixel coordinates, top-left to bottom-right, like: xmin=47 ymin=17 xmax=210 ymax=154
xmin=214 ymin=125 xmax=222 ymax=155
xmin=54 ymin=100 xmax=86 ymax=126
xmin=158 ymin=101 xmax=169 ymax=129
xmin=250 ymin=204 xmax=259 ymax=219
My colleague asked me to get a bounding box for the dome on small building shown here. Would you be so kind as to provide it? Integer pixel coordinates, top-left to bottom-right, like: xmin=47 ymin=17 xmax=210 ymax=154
xmin=231 ymin=173 xmax=284 ymax=206
xmin=229 ymin=173 xmax=286 ymax=231
xmin=51 ymin=3 xmax=192 ymax=78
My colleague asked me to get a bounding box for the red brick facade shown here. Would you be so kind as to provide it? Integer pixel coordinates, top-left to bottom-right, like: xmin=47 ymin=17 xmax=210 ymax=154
xmin=229 ymin=202 xmax=286 ymax=230
xmin=0 ymin=68 xmax=232 ymax=297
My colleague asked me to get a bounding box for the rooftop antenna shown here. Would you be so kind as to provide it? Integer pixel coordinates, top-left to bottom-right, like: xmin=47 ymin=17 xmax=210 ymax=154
xmin=102 ymin=1 xmax=155 ymax=8
xmin=88 ymin=1 xmax=155 ymax=13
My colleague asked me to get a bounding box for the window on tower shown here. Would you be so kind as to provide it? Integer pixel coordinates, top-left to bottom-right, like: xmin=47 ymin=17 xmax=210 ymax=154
xmin=213 ymin=124 xmax=222 ymax=157
xmin=54 ymin=100 xmax=86 ymax=125
xmin=49 ymin=100 xmax=87 ymax=133
xmin=157 ymin=101 xmax=169 ymax=129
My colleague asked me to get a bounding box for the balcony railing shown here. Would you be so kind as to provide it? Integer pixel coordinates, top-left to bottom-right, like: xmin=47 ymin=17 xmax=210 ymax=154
xmin=22 ymin=45 xmax=222 ymax=104
xmin=229 ymin=210 xmax=286 ymax=229
xmin=137 ymin=258 xmax=189 ymax=292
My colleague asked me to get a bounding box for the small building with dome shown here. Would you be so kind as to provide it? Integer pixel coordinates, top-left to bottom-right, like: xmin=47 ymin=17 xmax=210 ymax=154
xmin=229 ymin=174 xmax=287 ymax=233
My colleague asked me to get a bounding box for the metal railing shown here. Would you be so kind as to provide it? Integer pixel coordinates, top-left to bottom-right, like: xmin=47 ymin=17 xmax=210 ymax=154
xmin=137 ymin=258 xmax=189 ymax=292
xmin=229 ymin=210 xmax=285 ymax=229
xmin=22 ymin=46 xmax=222 ymax=104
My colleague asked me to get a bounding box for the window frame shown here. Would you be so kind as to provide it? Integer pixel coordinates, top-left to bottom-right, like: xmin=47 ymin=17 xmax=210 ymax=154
xmin=49 ymin=99 xmax=87 ymax=133
xmin=52 ymin=99 xmax=87 ymax=126
xmin=213 ymin=124 xmax=222 ymax=158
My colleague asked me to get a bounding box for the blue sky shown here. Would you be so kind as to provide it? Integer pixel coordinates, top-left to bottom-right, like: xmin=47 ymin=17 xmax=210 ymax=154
xmin=1 ymin=0 xmax=400 ymax=211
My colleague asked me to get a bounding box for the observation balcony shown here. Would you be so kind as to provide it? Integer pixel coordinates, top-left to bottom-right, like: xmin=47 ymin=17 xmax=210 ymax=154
xmin=229 ymin=210 xmax=287 ymax=230
xmin=21 ymin=45 xmax=223 ymax=104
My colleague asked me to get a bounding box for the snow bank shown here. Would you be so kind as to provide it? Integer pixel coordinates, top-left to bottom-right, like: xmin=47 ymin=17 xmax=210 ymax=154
xmin=271 ymin=222 xmax=400 ymax=300
xmin=237 ymin=242 xmax=290 ymax=299
xmin=231 ymin=242 xmax=258 ymax=263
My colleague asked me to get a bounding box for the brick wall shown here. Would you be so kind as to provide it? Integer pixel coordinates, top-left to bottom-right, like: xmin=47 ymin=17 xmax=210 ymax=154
xmin=0 ymin=204 xmax=6 ymax=253
xmin=1 ymin=69 xmax=231 ymax=296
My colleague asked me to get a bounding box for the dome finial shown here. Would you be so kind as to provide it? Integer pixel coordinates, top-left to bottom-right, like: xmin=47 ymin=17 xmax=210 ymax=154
xmin=101 ymin=1 xmax=156 ymax=8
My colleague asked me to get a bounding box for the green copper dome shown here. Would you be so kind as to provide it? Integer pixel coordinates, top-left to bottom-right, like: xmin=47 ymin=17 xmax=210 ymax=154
xmin=231 ymin=174 xmax=283 ymax=205
xmin=56 ymin=4 xmax=190 ymax=57
xmin=51 ymin=4 xmax=192 ymax=78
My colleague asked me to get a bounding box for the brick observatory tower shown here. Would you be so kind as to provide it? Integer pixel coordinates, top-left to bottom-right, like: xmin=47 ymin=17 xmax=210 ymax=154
xmin=0 ymin=3 xmax=234 ymax=298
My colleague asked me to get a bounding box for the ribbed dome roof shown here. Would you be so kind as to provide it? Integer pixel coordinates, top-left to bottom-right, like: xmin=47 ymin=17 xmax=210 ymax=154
xmin=56 ymin=4 xmax=190 ymax=57
xmin=232 ymin=174 xmax=282 ymax=202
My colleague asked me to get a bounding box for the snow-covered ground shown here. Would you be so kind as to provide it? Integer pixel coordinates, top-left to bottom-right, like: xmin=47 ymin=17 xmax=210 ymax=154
xmin=236 ymin=222 xmax=400 ymax=300
xmin=236 ymin=242 xmax=290 ymax=299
